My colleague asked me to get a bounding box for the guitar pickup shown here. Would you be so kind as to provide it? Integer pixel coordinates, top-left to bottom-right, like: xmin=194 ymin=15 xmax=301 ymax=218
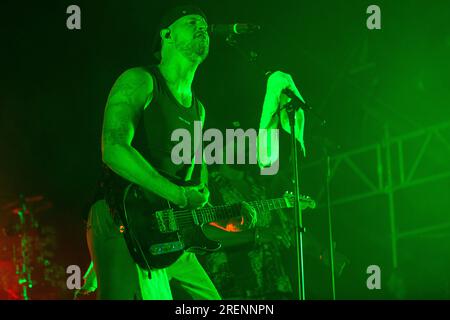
xmin=155 ymin=209 xmax=178 ymax=233
xmin=150 ymin=241 xmax=184 ymax=255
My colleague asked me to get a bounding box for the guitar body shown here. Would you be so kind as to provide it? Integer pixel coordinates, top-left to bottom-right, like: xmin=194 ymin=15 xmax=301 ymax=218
xmin=120 ymin=184 xmax=221 ymax=270
xmin=118 ymin=182 xmax=315 ymax=271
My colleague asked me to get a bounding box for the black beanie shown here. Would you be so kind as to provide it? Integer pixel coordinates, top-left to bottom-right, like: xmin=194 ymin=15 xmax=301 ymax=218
xmin=152 ymin=4 xmax=208 ymax=61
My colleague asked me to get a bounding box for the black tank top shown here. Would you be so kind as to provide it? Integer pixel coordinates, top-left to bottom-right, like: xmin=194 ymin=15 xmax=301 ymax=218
xmin=94 ymin=65 xmax=203 ymax=223
xmin=133 ymin=65 xmax=202 ymax=182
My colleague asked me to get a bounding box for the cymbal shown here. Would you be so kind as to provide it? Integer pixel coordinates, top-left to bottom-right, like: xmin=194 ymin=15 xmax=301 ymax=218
xmin=10 ymin=202 xmax=53 ymax=215
xmin=1 ymin=195 xmax=48 ymax=213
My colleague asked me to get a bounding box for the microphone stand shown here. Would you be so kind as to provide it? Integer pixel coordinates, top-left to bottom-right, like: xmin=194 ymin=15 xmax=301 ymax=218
xmin=281 ymin=98 xmax=307 ymax=300
xmin=220 ymin=32 xmax=326 ymax=301
xmin=325 ymin=151 xmax=337 ymax=300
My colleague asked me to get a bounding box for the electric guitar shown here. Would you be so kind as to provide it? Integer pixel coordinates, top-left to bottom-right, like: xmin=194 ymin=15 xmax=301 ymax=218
xmin=119 ymin=183 xmax=316 ymax=270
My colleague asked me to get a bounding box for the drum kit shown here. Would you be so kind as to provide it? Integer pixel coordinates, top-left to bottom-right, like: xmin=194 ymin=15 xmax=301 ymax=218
xmin=0 ymin=193 xmax=57 ymax=300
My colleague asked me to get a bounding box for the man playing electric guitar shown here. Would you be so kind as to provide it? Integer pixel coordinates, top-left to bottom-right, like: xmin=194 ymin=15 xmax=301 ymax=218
xmin=83 ymin=4 xmax=306 ymax=300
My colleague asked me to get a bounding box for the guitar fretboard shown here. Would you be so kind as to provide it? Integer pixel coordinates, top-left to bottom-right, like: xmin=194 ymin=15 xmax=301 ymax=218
xmin=186 ymin=197 xmax=290 ymax=225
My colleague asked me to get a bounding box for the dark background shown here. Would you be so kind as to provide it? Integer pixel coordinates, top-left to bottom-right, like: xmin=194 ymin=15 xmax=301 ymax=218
xmin=1 ymin=0 xmax=450 ymax=299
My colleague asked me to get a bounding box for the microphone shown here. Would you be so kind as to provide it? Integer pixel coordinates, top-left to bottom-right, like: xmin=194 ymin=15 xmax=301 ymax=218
xmin=282 ymin=88 xmax=327 ymax=126
xmin=282 ymin=89 xmax=307 ymax=108
xmin=209 ymin=23 xmax=261 ymax=36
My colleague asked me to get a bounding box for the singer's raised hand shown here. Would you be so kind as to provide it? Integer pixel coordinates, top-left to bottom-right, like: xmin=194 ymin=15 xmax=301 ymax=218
xmin=260 ymin=71 xmax=307 ymax=157
xmin=266 ymin=71 xmax=305 ymax=108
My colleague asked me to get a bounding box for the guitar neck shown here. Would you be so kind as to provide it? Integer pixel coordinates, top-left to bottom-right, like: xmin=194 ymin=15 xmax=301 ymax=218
xmin=191 ymin=198 xmax=290 ymax=225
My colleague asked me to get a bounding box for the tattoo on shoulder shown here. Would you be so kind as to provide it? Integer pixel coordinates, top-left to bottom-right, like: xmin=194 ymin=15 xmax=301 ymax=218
xmin=110 ymin=81 xmax=143 ymax=102
xmin=102 ymin=69 xmax=150 ymax=145
xmin=103 ymin=126 xmax=130 ymax=146
xmin=109 ymin=70 xmax=150 ymax=104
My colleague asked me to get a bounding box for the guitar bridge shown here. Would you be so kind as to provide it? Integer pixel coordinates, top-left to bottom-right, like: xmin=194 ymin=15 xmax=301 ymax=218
xmin=155 ymin=209 xmax=178 ymax=233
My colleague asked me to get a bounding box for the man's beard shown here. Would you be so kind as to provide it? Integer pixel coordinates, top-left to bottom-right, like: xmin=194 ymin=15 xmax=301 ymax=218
xmin=176 ymin=38 xmax=209 ymax=63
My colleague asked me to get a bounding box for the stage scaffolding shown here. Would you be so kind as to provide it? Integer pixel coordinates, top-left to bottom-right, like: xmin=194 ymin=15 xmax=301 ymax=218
xmin=302 ymin=121 xmax=450 ymax=269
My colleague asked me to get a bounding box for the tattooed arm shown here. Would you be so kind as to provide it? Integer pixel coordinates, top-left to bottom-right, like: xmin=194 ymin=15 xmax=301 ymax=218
xmin=101 ymin=67 xmax=187 ymax=206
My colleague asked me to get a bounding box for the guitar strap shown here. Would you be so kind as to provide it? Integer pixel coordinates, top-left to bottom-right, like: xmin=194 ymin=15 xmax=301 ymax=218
xmin=119 ymin=184 xmax=154 ymax=278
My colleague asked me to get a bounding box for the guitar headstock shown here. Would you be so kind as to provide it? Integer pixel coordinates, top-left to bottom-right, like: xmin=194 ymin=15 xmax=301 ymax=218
xmin=283 ymin=191 xmax=316 ymax=210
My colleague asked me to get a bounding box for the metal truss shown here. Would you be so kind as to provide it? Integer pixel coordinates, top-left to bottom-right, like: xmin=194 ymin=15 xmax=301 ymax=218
xmin=302 ymin=121 xmax=450 ymax=268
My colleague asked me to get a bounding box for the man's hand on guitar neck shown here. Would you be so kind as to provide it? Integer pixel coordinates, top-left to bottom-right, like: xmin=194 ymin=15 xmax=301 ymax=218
xmin=209 ymin=202 xmax=258 ymax=232
xmin=237 ymin=202 xmax=258 ymax=231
